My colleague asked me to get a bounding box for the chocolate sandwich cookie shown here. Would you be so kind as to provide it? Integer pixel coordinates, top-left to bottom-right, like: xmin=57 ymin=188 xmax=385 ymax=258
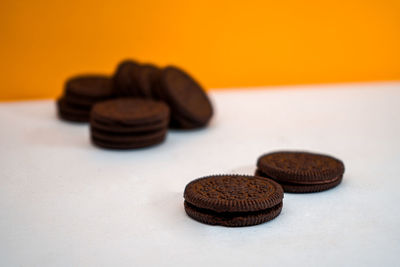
xmin=91 ymin=127 xmax=167 ymax=143
xmin=57 ymin=75 xmax=114 ymax=122
xmin=90 ymin=117 xmax=169 ymax=134
xmin=91 ymin=133 xmax=166 ymax=150
xmin=183 ymin=175 xmax=284 ymax=227
xmin=90 ymin=98 xmax=170 ymax=149
xmin=64 ymin=75 xmax=114 ymax=105
xmin=56 ymin=98 xmax=90 ymax=122
xmin=255 ymin=151 xmax=345 ymax=193
xmin=112 ymin=60 xmax=142 ymax=97
xmin=154 ymin=66 xmax=213 ymax=129
xmin=133 ymin=64 xmax=160 ymax=98
xmin=113 ymin=60 xmax=161 ymax=98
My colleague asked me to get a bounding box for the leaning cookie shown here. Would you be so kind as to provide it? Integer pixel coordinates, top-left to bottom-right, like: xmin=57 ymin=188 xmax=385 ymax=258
xmin=154 ymin=66 xmax=213 ymax=129
xmin=112 ymin=60 xmax=160 ymax=98
xmin=183 ymin=174 xmax=284 ymax=227
xmin=255 ymin=151 xmax=345 ymax=193
xmin=112 ymin=60 xmax=142 ymax=97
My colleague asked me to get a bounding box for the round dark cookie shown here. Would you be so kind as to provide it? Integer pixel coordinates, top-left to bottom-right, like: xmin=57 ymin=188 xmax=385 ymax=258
xmin=56 ymin=98 xmax=90 ymax=122
xmin=65 ymin=75 xmax=114 ymax=99
xmin=279 ymin=176 xmax=343 ymax=193
xmin=112 ymin=60 xmax=142 ymax=97
xmin=57 ymin=108 xmax=89 ymax=123
xmin=184 ymin=201 xmax=283 ymax=227
xmin=255 ymin=169 xmax=343 ymax=193
xmin=63 ymin=92 xmax=99 ymax=107
xmin=57 ymin=98 xmax=90 ymax=114
xmin=257 ymin=151 xmax=345 ymax=184
xmin=133 ymin=64 xmax=161 ymax=98
xmin=169 ymin=112 xmax=207 ymax=130
xmin=90 ymin=127 xmax=167 ymax=143
xmin=90 ymin=117 xmax=168 ymax=134
xmin=183 ymin=175 xmax=284 ymax=227
xmin=61 ymin=94 xmax=94 ymax=108
xmin=58 ymin=111 xmax=89 ymax=123
xmin=91 ymin=98 xmax=170 ymax=125
xmin=184 ymin=175 xmax=283 ymax=213
xmin=154 ymin=66 xmax=213 ymax=128
xmin=91 ymin=134 xmax=166 ymax=150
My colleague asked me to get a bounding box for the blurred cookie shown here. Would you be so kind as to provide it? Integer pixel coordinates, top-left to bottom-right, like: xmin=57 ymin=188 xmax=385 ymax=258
xmin=112 ymin=60 xmax=142 ymax=97
xmin=113 ymin=60 xmax=160 ymax=98
xmin=154 ymin=66 xmax=213 ymax=129
xmin=57 ymin=75 xmax=114 ymax=122
xmin=90 ymin=98 xmax=170 ymax=149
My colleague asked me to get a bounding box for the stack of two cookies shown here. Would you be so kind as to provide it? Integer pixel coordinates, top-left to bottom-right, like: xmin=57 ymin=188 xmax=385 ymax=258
xmin=90 ymin=98 xmax=170 ymax=149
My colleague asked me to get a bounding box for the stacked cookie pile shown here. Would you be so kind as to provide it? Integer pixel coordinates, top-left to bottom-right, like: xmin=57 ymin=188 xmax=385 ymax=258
xmin=90 ymin=99 xmax=169 ymax=149
xmin=57 ymin=60 xmax=213 ymax=149
xmin=57 ymin=75 xmax=114 ymax=122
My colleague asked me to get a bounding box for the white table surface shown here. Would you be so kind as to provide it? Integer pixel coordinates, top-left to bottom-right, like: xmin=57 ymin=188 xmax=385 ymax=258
xmin=0 ymin=82 xmax=399 ymax=267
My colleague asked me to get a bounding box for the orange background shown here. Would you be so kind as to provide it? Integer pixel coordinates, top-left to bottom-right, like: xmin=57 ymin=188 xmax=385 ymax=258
xmin=0 ymin=0 xmax=399 ymax=100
